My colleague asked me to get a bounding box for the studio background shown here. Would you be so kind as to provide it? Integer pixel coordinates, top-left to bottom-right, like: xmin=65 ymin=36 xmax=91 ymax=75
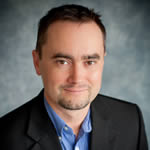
xmin=0 ymin=0 xmax=150 ymax=146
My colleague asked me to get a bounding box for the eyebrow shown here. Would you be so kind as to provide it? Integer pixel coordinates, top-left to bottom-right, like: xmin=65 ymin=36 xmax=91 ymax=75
xmin=51 ymin=53 xmax=73 ymax=60
xmin=81 ymin=54 xmax=100 ymax=60
xmin=51 ymin=52 xmax=100 ymax=60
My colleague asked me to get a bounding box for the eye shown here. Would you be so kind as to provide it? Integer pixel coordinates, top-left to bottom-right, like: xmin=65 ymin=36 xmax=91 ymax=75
xmin=56 ymin=60 xmax=69 ymax=65
xmin=85 ymin=61 xmax=96 ymax=65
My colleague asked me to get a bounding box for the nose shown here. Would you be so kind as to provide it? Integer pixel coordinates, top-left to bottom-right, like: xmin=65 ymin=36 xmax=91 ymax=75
xmin=67 ymin=63 xmax=85 ymax=84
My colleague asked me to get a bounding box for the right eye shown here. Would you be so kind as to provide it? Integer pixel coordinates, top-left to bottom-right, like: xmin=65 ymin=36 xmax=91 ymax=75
xmin=56 ymin=60 xmax=69 ymax=65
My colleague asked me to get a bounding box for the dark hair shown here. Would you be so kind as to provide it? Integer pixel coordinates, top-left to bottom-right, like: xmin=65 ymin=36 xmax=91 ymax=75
xmin=36 ymin=4 xmax=106 ymax=58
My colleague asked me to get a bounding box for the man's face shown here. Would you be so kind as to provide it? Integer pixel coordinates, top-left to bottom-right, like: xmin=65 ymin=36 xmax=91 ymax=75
xmin=33 ymin=21 xmax=105 ymax=111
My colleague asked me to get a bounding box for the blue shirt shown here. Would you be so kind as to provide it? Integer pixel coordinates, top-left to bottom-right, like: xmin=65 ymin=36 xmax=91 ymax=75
xmin=44 ymin=98 xmax=92 ymax=150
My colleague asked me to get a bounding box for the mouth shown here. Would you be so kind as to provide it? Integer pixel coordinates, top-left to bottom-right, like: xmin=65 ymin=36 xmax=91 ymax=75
xmin=64 ymin=88 xmax=88 ymax=93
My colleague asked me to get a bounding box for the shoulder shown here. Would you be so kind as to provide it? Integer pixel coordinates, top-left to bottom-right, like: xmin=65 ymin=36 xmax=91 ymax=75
xmin=0 ymin=90 xmax=45 ymax=149
xmin=0 ymin=99 xmax=35 ymax=139
xmin=91 ymin=94 xmax=143 ymax=137
xmin=0 ymin=90 xmax=43 ymax=133
xmin=92 ymin=94 xmax=142 ymax=124
xmin=91 ymin=94 xmax=148 ymax=149
xmin=93 ymin=94 xmax=139 ymax=112
xmin=1 ymin=96 xmax=36 ymax=120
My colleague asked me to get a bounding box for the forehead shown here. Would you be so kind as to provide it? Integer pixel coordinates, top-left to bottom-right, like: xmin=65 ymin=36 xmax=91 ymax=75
xmin=42 ymin=21 xmax=104 ymax=57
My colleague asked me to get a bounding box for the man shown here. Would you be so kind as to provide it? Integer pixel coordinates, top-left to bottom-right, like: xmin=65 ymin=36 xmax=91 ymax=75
xmin=1 ymin=4 xmax=148 ymax=150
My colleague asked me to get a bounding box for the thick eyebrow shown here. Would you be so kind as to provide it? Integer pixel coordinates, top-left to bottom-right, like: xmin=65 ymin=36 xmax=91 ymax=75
xmin=81 ymin=53 xmax=100 ymax=60
xmin=51 ymin=52 xmax=100 ymax=60
xmin=51 ymin=53 xmax=73 ymax=60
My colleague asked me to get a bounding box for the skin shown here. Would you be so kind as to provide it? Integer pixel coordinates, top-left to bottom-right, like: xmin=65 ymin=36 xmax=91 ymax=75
xmin=32 ymin=21 xmax=106 ymax=136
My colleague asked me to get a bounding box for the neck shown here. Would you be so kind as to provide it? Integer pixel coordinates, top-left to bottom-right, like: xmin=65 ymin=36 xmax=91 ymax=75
xmin=45 ymin=96 xmax=90 ymax=136
xmin=60 ymin=106 xmax=90 ymax=136
xmin=55 ymin=104 xmax=90 ymax=136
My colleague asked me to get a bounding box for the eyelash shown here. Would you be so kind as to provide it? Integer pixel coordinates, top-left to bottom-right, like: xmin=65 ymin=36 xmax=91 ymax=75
xmin=55 ymin=60 xmax=97 ymax=66
xmin=85 ymin=61 xmax=96 ymax=65
xmin=56 ymin=60 xmax=69 ymax=65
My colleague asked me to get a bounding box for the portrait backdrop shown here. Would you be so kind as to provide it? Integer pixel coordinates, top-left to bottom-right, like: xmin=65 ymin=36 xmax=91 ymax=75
xmin=0 ymin=0 xmax=150 ymax=146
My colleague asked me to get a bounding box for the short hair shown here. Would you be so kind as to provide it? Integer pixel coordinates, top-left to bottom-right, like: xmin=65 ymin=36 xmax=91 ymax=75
xmin=36 ymin=4 xmax=106 ymax=58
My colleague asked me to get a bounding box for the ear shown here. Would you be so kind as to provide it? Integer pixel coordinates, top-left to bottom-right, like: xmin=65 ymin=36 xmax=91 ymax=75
xmin=32 ymin=50 xmax=41 ymax=75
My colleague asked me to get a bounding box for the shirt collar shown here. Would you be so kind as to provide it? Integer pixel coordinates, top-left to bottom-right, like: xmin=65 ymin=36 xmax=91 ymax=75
xmin=81 ymin=108 xmax=92 ymax=133
xmin=44 ymin=97 xmax=65 ymax=136
xmin=44 ymin=97 xmax=92 ymax=136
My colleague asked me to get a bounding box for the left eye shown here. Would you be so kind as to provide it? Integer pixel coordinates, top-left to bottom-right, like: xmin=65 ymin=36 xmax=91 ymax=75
xmin=86 ymin=61 xmax=96 ymax=65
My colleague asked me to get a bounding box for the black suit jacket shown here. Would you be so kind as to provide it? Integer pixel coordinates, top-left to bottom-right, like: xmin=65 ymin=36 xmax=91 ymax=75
xmin=1 ymin=90 xmax=148 ymax=150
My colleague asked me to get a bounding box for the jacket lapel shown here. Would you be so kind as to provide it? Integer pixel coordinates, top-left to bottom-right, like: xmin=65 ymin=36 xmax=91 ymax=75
xmin=26 ymin=90 xmax=119 ymax=150
xmin=90 ymin=95 xmax=119 ymax=150
xmin=26 ymin=90 xmax=62 ymax=150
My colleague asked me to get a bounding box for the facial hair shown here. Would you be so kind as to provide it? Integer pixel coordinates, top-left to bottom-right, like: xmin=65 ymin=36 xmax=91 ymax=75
xmin=57 ymin=84 xmax=92 ymax=110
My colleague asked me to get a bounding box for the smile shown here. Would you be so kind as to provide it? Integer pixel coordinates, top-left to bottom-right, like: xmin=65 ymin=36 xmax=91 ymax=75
xmin=64 ymin=88 xmax=88 ymax=93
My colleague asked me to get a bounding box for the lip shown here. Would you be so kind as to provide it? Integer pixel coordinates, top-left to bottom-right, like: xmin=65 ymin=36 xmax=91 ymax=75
xmin=64 ymin=88 xmax=88 ymax=93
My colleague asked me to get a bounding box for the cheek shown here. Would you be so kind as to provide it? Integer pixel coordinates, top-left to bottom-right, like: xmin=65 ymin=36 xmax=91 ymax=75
xmin=44 ymin=68 xmax=68 ymax=88
xmin=88 ymin=70 xmax=103 ymax=100
xmin=90 ymin=69 xmax=103 ymax=84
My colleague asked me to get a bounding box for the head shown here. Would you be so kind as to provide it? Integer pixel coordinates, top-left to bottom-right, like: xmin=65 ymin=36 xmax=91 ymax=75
xmin=36 ymin=4 xmax=106 ymax=59
xmin=33 ymin=4 xmax=106 ymax=111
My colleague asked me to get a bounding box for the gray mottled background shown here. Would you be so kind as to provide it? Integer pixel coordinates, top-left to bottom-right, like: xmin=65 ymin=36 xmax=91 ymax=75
xmin=0 ymin=0 xmax=150 ymax=146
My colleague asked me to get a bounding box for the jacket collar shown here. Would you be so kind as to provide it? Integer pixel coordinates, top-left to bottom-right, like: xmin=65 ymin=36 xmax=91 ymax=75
xmin=90 ymin=94 xmax=119 ymax=150
xmin=27 ymin=90 xmax=118 ymax=150
xmin=26 ymin=90 xmax=62 ymax=150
